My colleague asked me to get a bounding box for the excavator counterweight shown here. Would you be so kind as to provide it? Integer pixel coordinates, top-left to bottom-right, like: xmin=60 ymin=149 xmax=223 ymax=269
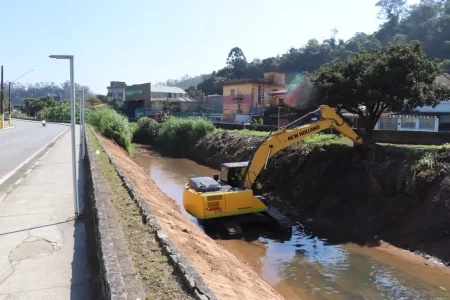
xmin=183 ymin=105 xmax=364 ymax=239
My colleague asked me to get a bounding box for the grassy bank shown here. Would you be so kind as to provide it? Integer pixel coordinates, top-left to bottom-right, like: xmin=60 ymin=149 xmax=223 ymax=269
xmin=87 ymin=127 xmax=193 ymax=300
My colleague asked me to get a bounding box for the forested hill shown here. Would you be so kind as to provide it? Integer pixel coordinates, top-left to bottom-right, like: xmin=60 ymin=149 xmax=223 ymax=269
xmin=156 ymin=75 xmax=204 ymax=90
xmin=166 ymin=0 xmax=450 ymax=96
xmin=7 ymin=81 xmax=93 ymax=104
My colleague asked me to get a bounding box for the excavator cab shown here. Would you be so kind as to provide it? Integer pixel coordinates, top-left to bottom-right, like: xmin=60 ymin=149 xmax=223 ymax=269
xmin=219 ymin=162 xmax=248 ymax=188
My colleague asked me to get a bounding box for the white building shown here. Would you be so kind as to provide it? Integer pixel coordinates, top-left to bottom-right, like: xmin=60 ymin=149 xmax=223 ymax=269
xmin=150 ymin=85 xmax=199 ymax=111
xmin=107 ymin=81 xmax=126 ymax=102
xmin=412 ymin=74 xmax=450 ymax=130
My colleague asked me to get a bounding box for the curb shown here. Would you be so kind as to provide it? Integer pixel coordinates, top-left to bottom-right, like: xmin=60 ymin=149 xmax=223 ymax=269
xmin=85 ymin=130 xmax=128 ymax=300
xmin=90 ymin=128 xmax=218 ymax=300
xmin=0 ymin=124 xmax=16 ymax=130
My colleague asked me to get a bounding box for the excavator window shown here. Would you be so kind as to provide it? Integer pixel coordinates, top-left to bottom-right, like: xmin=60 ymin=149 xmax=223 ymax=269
xmin=220 ymin=167 xmax=229 ymax=184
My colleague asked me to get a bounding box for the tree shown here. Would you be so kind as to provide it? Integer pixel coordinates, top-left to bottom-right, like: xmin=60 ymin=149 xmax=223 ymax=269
xmin=96 ymin=94 xmax=108 ymax=103
xmin=226 ymin=47 xmax=248 ymax=79
xmin=23 ymin=96 xmax=56 ymax=116
xmin=376 ymin=0 xmax=407 ymax=20
xmin=310 ymin=42 xmax=450 ymax=139
xmin=87 ymin=95 xmax=101 ymax=108
xmin=185 ymin=86 xmax=202 ymax=99
xmin=197 ymin=75 xmax=226 ymax=95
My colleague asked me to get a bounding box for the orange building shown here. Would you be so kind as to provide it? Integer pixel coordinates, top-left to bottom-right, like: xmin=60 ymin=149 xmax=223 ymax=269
xmin=222 ymin=72 xmax=286 ymax=119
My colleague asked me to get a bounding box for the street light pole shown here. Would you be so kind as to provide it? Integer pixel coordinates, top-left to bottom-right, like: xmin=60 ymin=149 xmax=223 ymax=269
xmin=8 ymin=83 xmax=11 ymax=125
xmin=1 ymin=66 xmax=4 ymax=130
xmin=49 ymin=55 xmax=79 ymax=218
xmin=76 ymin=89 xmax=85 ymax=160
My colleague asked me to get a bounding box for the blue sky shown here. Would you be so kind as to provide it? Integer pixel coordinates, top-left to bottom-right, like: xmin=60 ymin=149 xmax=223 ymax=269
xmin=0 ymin=0 xmax=419 ymax=94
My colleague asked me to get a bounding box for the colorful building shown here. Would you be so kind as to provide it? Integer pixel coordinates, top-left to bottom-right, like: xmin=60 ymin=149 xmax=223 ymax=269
xmin=222 ymin=72 xmax=286 ymax=120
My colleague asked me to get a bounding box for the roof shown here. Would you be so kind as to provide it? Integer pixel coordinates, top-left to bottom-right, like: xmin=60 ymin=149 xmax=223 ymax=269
xmin=152 ymin=85 xmax=187 ymax=94
xmin=390 ymin=113 xmax=438 ymax=118
xmin=151 ymin=97 xmax=198 ymax=102
xmin=435 ymin=73 xmax=450 ymax=86
xmin=223 ymin=78 xmax=273 ymax=86
xmin=221 ymin=162 xmax=249 ymax=168
xmin=268 ymin=90 xmax=287 ymax=96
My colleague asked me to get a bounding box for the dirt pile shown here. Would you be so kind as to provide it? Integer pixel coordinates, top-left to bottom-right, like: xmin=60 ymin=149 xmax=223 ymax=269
xmin=98 ymin=135 xmax=284 ymax=300
xmin=189 ymin=132 xmax=450 ymax=265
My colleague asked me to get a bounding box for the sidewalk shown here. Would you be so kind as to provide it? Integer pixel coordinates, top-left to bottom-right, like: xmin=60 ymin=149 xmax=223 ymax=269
xmin=0 ymin=129 xmax=87 ymax=300
xmin=0 ymin=123 xmax=15 ymax=130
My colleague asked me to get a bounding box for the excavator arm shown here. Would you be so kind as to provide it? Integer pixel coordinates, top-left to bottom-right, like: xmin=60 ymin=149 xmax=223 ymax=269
xmin=243 ymin=105 xmax=363 ymax=188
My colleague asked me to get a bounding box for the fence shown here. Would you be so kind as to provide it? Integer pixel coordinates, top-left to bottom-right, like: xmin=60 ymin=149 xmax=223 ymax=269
xmin=375 ymin=115 xmax=439 ymax=132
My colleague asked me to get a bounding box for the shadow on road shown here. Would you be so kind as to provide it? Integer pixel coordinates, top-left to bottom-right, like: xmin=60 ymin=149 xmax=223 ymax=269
xmin=0 ymin=220 xmax=74 ymax=236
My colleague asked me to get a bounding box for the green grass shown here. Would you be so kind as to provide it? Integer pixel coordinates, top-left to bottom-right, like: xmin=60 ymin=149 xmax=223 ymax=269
xmin=217 ymin=128 xmax=271 ymax=137
xmin=156 ymin=117 xmax=215 ymax=155
xmin=133 ymin=117 xmax=160 ymax=144
xmin=86 ymin=106 xmax=133 ymax=154
xmin=219 ymin=128 xmax=351 ymax=145
xmin=222 ymin=128 xmax=450 ymax=153
xmin=379 ymin=143 xmax=450 ymax=158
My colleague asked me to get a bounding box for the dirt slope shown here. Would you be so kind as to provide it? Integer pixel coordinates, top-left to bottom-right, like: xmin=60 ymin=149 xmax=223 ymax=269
xmin=190 ymin=131 xmax=450 ymax=265
xmin=99 ymin=136 xmax=284 ymax=300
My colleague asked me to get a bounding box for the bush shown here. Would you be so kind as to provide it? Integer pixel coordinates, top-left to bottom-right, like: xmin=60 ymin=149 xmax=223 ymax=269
xmin=133 ymin=117 xmax=160 ymax=144
xmin=86 ymin=106 xmax=133 ymax=153
xmin=14 ymin=113 xmax=33 ymax=119
xmin=156 ymin=117 xmax=215 ymax=156
xmin=37 ymin=102 xmax=80 ymax=122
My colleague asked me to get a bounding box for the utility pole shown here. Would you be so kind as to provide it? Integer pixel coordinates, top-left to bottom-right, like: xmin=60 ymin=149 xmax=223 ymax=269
xmin=8 ymin=82 xmax=11 ymax=125
xmin=0 ymin=66 xmax=4 ymax=129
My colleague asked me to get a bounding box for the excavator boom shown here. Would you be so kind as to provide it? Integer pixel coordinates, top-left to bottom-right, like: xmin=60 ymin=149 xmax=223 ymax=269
xmin=243 ymin=105 xmax=363 ymax=188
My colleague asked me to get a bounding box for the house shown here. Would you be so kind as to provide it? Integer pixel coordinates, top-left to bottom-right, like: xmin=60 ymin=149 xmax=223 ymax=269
xmin=202 ymin=94 xmax=223 ymax=113
xmin=107 ymin=81 xmax=126 ymax=102
xmin=412 ymin=73 xmax=450 ymax=131
xmin=222 ymin=72 xmax=286 ymax=121
xmin=123 ymin=83 xmax=151 ymax=118
xmin=150 ymin=85 xmax=199 ymax=112
xmin=122 ymin=82 xmax=199 ymax=119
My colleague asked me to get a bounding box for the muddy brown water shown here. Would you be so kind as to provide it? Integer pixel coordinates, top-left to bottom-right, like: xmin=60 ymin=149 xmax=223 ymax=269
xmin=132 ymin=145 xmax=450 ymax=300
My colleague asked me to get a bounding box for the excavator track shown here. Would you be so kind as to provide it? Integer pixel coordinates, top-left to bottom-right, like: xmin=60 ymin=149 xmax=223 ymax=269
xmin=219 ymin=218 xmax=243 ymax=239
xmin=264 ymin=207 xmax=293 ymax=230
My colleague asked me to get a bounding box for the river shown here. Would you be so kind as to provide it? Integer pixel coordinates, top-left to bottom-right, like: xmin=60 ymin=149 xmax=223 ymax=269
xmin=132 ymin=145 xmax=450 ymax=300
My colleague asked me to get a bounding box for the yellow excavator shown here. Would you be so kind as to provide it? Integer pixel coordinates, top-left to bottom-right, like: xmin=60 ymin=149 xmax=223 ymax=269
xmin=183 ymin=105 xmax=364 ymax=238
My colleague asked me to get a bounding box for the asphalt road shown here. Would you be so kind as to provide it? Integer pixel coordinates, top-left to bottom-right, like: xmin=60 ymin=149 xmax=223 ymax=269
xmin=0 ymin=120 xmax=69 ymax=185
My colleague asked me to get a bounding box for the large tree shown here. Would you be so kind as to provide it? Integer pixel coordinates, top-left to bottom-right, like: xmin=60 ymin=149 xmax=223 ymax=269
xmin=197 ymin=75 xmax=226 ymax=95
xmin=310 ymin=42 xmax=450 ymax=138
xmin=226 ymin=47 xmax=248 ymax=79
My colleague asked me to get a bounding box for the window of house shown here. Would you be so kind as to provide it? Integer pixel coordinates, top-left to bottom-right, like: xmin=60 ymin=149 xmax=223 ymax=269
xmin=117 ymin=92 xmax=123 ymax=97
xmin=231 ymin=89 xmax=235 ymax=97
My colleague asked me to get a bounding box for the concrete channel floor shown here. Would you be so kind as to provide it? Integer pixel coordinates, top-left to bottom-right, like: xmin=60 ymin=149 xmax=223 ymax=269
xmin=0 ymin=127 xmax=87 ymax=300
